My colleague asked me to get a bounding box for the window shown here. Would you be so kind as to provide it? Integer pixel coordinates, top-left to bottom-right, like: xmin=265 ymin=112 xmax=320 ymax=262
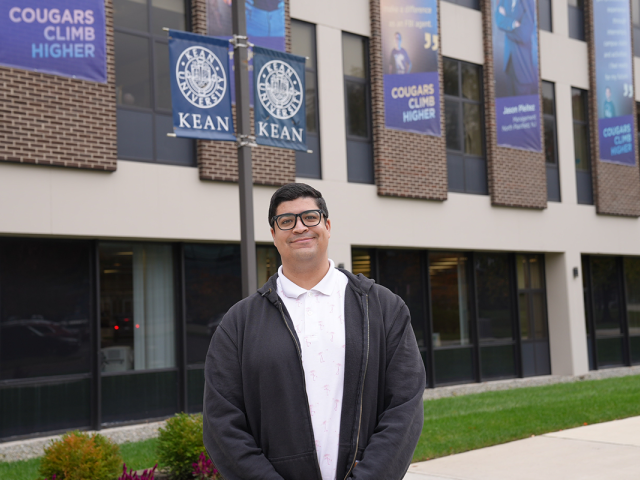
xmin=633 ymin=0 xmax=640 ymax=56
xmin=623 ymin=258 xmax=640 ymax=364
xmin=542 ymin=82 xmax=560 ymax=202
xmin=539 ymin=0 xmax=553 ymax=32
xmin=443 ymin=0 xmax=480 ymax=10
xmin=572 ymin=88 xmax=593 ymax=205
xmin=292 ymin=20 xmax=321 ymax=179
xmin=114 ymin=0 xmax=195 ymax=166
xmin=343 ymin=32 xmax=373 ymax=184
xmin=516 ymin=255 xmax=551 ymax=376
xmin=568 ymin=0 xmax=585 ymax=41
xmin=444 ymin=58 xmax=487 ymax=195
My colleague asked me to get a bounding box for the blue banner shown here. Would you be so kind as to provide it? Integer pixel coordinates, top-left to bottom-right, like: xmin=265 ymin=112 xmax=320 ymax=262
xmin=492 ymin=0 xmax=542 ymax=152
xmin=168 ymin=30 xmax=235 ymax=141
xmin=381 ymin=0 xmax=441 ymax=136
xmin=0 ymin=1 xmax=106 ymax=83
xmin=593 ymin=0 xmax=636 ymax=165
xmin=253 ymin=46 xmax=306 ymax=151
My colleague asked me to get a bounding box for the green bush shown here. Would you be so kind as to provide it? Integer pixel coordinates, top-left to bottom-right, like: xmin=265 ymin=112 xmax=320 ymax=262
xmin=157 ymin=413 xmax=209 ymax=479
xmin=39 ymin=431 xmax=122 ymax=480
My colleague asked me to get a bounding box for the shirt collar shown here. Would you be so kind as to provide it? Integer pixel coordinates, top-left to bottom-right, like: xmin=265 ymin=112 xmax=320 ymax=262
xmin=278 ymin=259 xmax=337 ymax=299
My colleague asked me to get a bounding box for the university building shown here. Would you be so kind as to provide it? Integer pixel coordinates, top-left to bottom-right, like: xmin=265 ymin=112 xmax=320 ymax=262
xmin=1 ymin=0 xmax=640 ymax=441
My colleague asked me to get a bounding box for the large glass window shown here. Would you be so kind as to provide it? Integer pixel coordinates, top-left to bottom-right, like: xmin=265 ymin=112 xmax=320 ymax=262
xmin=99 ymin=242 xmax=178 ymax=423
xmin=568 ymin=0 xmax=585 ymax=41
xmin=429 ymin=253 xmax=474 ymax=385
xmin=543 ymin=82 xmax=561 ymax=202
xmin=343 ymin=32 xmax=373 ymax=184
xmin=444 ymin=58 xmax=487 ymax=195
xmin=0 ymin=238 xmax=92 ymax=438
xmin=114 ymin=0 xmax=195 ymax=165
xmin=572 ymin=87 xmax=593 ymax=205
xmin=633 ymin=0 xmax=640 ymax=56
xmin=624 ymin=258 xmax=640 ymax=364
xmin=539 ymin=0 xmax=553 ymax=32
xmin=292 ymin=20 xmax=321 ymax=179
xmin=443 ymin=0 xmax=480 ymax=10
xmin=517 ymin=254 xmax=551 ymax=376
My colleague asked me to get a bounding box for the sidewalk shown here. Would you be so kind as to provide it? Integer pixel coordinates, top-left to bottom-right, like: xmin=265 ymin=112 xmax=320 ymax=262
xmin=404 ymin=416 xmax=640 ymax=480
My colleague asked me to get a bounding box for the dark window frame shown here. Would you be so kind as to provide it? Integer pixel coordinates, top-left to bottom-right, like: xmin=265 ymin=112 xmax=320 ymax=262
xmin=538 ymin=0 xmax=553 ymax=32
xmin=572 ymin=87 xmax=593 ymax=205
xmin=568 ymin=0 xmax=585 ymax=41
xmin=542 ymin=81 xmax=561 ymax=202
xmin=114 ymin=0 xmax=195 ymax=166
xmin=442 ymin=0 xmax=480 ymax=11
xmin=444 ymin=57 xmax=488 ymax=195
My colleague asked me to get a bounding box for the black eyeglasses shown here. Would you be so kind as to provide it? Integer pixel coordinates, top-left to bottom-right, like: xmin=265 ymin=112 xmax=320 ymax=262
xmin=271 ymin=210 xmax=324 ymax=231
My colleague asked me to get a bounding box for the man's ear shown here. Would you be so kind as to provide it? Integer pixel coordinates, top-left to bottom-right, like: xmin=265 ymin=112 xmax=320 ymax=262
xmin=270 ymin=227 xmax=276 ymax=241
xmin=325 ymin=218 xmax=331 ymax=237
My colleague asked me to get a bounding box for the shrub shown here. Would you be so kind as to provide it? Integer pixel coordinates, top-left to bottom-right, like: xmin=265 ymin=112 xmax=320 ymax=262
xmin=157 ymin=413 xmax=210 ymax=480
xmin=39 ymin=431 xmax=122 ymax=480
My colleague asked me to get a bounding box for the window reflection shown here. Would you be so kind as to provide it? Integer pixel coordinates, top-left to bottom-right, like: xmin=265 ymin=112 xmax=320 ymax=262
xmin=475 ymin=253 xmax=513 ymax=342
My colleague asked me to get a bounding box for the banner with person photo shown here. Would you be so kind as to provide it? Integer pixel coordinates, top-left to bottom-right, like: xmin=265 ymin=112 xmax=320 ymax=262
xmin=168 ymin=30 xmax=235 ymax=141
xmin=381 ymin=0 xmax=441 ymax=136
xmin=492 ymin=0 xmax=542 ymax=151
xmin=593 ymin=0 xmax=636 ymax=165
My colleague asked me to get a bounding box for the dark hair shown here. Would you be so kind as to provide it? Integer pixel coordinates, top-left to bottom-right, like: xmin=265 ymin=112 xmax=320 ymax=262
xmin=268 ymin=183 xmax=329 ymax=226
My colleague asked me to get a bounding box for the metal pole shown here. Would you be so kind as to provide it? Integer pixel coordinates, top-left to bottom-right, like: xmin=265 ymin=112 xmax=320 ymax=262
xmin=232 ymin=0 xmax=257 ymax=297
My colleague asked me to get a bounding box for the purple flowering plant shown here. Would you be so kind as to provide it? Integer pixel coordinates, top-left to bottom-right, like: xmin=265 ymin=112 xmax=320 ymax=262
xmin=192 ymin=451 xmax=219 ymax=479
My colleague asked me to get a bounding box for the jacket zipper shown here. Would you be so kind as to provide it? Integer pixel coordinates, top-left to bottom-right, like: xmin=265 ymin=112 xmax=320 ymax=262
xmin=343 ymin=293 xmax=370 ymax=480
xmin=276 ymin=301 xmax=323 ymax=480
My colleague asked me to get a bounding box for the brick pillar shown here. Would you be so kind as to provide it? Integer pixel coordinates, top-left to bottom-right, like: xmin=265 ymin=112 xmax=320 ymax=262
xmin=0 ymin=0 xmax=117 ymax=172
xmin=369 ymin=0 xmax=448 ymax=201
xmin=192 ymin=0 xmax=296 ymax=187
xmin=480 ymin=0 xmax=547 ymax=209
xmin=585 ymin=0 xmax=640 ymax=217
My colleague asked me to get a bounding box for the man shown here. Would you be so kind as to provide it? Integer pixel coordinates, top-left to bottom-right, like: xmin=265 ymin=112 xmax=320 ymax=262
xmin=603 ymin=86 xmax=616 ymax=118
xmin=389 ymin=32 xmax=412 ymax=74
xmin=495 ymin=0 xmax=537 ymax=97
xmin=203 ymin=183 xmax=425 ymax=480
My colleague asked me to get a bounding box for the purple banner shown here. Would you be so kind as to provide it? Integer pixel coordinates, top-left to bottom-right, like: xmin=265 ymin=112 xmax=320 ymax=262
xmin=593 ymin=0 xmax=636 ymax=165
xmin=0 ymin=1 xmax=107 ymax=83
xmin=381 ymin=0 xmax=441 ymax=136
xmin=495 ymin=95 xmax=541 ymax=151
xmin=492 ymin=0 xmax=541 ymax=152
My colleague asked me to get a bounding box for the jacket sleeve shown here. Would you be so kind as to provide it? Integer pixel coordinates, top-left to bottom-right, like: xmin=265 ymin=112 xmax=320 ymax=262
xmin=203 ymin=323 xmax=285 ymax=480
xmin=351 ymin=301 xmax=426 ymax=480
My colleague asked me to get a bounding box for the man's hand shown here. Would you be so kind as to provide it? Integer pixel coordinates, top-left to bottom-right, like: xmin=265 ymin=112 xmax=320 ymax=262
xmin=499 ymin=6 xmax=506 ymax=15
xmin=513 ymin=20 xmax=520 ymax=28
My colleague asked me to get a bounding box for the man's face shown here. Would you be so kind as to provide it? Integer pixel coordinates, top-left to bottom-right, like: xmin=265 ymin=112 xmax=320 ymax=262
xmin=395 ymin=34 xmax=401 ymax=49
xmin=271 ymin=197 xmax=331 ymax=268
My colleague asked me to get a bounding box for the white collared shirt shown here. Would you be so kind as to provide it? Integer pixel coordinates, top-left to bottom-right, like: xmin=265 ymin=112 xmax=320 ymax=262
xmin=276 ymin=260 xmax=348 ymax=480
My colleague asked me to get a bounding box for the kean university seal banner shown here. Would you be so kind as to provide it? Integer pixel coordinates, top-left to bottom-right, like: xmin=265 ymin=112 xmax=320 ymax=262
xmin=253 ymin=46 xmax=307 ymax=151
xmin=168 ymin=30 xmax=235 ymax=141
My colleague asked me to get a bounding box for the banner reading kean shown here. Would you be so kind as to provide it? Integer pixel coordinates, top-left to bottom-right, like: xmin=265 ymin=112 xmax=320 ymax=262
xmin=253 ymin=46 xmax=307 ymax=151
xmin=0 ymin=1 xmax=106 ymax=83
xmin=593 ymin=0 xmax=636 ymax=165
xmin=381 ymin=0 xmax=441 ymax=136
xmin=492 ymin=0 xmax=541 ymax=151
xmin=168 ymin=30 xmax=235 ymax=141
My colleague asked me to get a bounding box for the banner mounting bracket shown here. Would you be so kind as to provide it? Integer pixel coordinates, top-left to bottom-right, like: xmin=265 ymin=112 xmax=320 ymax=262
xmin=230 ymin=35 xmax=254 ymax=49
xmin=236 ymin=134 xmax=257 ymax=148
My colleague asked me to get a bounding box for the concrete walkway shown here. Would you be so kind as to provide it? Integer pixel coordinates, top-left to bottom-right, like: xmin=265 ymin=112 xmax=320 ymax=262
xmin=404 ymin=416 xmax=640 ymax=480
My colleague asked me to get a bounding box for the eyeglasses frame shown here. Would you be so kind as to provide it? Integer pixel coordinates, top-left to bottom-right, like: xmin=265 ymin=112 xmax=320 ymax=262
xmin=271 ymin=209 xmax=326 ymax=231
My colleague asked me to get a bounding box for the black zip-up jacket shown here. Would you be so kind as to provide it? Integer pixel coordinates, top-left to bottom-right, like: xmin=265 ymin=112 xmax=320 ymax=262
xmin=203 ymin=269 xmax=426 ymax=480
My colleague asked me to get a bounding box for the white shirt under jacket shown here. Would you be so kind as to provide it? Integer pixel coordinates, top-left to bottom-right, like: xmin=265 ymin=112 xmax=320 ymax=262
xmin=276 ymin=260 xmax=348 ymax=480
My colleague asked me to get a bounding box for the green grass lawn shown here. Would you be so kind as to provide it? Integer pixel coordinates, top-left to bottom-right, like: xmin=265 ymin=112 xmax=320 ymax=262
xmin=412 ymin=374 xmax=640 ymax=462
xmin=1 ymin=375 xmax=639 ymax=478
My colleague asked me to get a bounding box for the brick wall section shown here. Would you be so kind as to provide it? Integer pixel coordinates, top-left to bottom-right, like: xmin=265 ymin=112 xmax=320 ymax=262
xmin=192 ymin=0 xmax=296 ymax=186
xmin=480 ymin=0 xmax=546 ymax=209
xmin=0 ymin=0 xmax=117 ymax=172
xmin=369 ymin=0 xmax=448 ymax=201
xmin=585 ymin=0 xmax=640 ymax=217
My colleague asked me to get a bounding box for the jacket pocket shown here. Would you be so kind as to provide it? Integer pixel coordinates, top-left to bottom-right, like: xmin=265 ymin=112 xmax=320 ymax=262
xmin=269 ymin=451 xmax=319 ymax=480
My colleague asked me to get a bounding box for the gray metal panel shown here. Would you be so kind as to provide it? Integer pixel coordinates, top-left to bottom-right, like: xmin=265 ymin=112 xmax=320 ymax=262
xmin=465 ymin=156 xmax=488 ymax=195
xmin=447 ymin=154 xmax=465 ymax=192
xmin=347 ymin=140 xmax=374 ymax=184
xmin=296 ymin=134 xmax=321 ymax=178
xmin=117 ymin=109 xmax=153 ymax=160
xmin=576 ymin=169 xmax=594 ymax=205
xmin=546 ymin=165 xmax=561 ymax=202
xmin=155 ymin=114 xmax=196 ymax=166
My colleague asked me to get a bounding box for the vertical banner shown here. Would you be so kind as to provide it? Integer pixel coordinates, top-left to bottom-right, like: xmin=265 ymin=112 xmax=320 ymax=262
xmin=253 ymin=46 xmax=307 ymax=151
xmin=380 ymin=0 xmax=441 ymax=136
xmin=593 ymin=0 xmax=636 ymax=165
xmin=168 ymin=30 xmax=235 ymax=141
xmin=0 ymin=1 xmax=107 ymax=83
xmin=492 ymin=0 xmax=542 ymax=151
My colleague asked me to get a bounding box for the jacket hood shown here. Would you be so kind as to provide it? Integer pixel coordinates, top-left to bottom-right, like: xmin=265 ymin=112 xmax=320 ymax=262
xmin=257 ymin=266 xmax=375 ymax=305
